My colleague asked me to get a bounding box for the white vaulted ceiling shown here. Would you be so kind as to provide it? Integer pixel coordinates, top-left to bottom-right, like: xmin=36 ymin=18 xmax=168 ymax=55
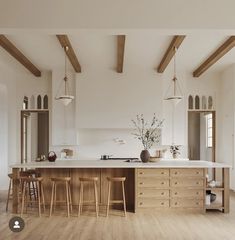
xmin=0 ymin=31 xmax=235 ymax=77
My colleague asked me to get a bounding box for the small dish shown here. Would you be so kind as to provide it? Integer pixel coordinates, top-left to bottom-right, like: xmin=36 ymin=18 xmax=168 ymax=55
xmin=149 ymin=157 xmax=161 ymax=162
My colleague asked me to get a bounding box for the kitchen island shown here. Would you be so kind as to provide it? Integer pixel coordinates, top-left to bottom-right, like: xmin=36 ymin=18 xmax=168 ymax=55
xmin=10 ymin=160 xmax=231 ymax=214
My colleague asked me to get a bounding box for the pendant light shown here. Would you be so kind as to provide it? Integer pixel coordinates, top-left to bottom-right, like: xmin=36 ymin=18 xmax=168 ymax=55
xmin=55 ymin=46 xmax=74 ymax=106
xmin=164 ymin=47 xmax=183 ymax=106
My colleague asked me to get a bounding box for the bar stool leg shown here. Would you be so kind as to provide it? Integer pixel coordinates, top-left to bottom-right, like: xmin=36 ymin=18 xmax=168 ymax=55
xmin=106 ymin=181 xmax=111 ymax=217
xmin=21 ymin=181 xmax=26 ymax=216
xmin=6 ymin=178 xmax=12 ymax=212
xmin=53 ymin=183 xmax=57 ymax=212
xmin=68 ymin=182 xmax=73 ymax=212
xmin=65 ymin=182 xmax=70 ymax=217
xmin=37 ymin=181 xmax=41 ymax=217
xmin=78 ymin=182 xmax=83 ymax=216
xmin=94 ymin=181 xmax=99 ymax=217
xmin=49 ymin=182 xmax=55 ymax=217
xmin=40 ymin=182 xmax=46 ymax=212
xmin=122 ymin=181 xmax=127 ymax=217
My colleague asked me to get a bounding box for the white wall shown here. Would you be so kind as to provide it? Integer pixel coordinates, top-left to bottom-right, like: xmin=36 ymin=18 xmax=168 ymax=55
xmin=76 ymin=65 xmax=220 ymax=160
xmin=217 ymin=65 xmax=235 ymax=190
xmin=0 ymin=62 xmax=51 ymax=190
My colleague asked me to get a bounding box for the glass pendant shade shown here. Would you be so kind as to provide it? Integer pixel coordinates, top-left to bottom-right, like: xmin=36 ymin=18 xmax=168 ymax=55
xmin=164 ymin=48 xmax=183 ymax=106
xmin=55 ymin=46 xmax=74 ymax=106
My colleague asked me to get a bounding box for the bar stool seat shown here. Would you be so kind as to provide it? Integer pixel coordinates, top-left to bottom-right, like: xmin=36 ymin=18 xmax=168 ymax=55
xmin=106 ymin=177 xmax=126 ymax=217
xmin=78 ymin=177 xmax=99 ymax=217
xmin=49 ymin=177 xmax=72 ymax=217
xmin=21 ymin=177 xmax=45 ymax=217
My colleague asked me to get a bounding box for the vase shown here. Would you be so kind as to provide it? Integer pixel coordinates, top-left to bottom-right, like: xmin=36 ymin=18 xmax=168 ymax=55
xmin=140 ymin=150 xmax=150 ymax=163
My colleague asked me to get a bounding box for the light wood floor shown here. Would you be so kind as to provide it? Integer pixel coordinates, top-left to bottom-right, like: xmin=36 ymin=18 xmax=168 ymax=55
xmin=1 ymin=190 xmax=235 ymax=240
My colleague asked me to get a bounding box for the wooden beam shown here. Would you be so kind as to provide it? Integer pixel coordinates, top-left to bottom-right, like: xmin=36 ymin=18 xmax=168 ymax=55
xmin=117 ymin=35 xmax=126 ymax=73
xmin=157 ymin=35 xmax=186 ymax=73
xmin=56 ymin=35 xmax=81 ymax=73
xmin=193 ymin=36 xmax=235 ymax=77
xmin=0 ymin=35 xmax=41 ymax=77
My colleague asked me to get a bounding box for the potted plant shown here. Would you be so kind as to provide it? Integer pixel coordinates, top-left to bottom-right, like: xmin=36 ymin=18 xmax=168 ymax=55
xmin=131 ymin=114 xmax=164 ymax=162
xmin=170 ymin=145 xmax=181 ymax=159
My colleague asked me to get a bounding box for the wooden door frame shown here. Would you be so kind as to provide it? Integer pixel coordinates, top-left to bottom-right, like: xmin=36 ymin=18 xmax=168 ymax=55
xmin=20 ymin=109 xmax=49 ymax=163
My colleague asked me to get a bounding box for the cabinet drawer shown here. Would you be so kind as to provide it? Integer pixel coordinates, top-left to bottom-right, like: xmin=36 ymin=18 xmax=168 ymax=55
xmin=137 ymin=199 xmax=169 ymax=208
xmin=170 ymin=178 xmax=204 ymax=187
xmin=171 ymin=189 xmax=204 ymax=198
xmin=137 ymin=169 xmax=169 ymax=177
xmin=171 ymin=199 xmax=204 ymax=208
xmin=137 ymin=178 xmax=169 ymax=188
xmin=137 ymin=188 xmax=169 ymax=198
xmin=170 ymin=168 xmax=204 ymax=177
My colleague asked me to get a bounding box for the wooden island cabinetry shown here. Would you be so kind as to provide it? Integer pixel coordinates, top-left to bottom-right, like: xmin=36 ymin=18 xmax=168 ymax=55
xmin=10 ymin=160 xmax=230 ymax=214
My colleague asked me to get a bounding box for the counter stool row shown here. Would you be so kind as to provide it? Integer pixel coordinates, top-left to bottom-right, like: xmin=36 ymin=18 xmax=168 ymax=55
xmin=6 ymin=173 xmax=127 ymax=217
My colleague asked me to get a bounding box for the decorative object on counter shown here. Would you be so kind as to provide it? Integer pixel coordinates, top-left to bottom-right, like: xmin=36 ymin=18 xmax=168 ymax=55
xmin=149 ymin=156 xmax=161 ymax=163
xmin=55 ymin=46 xmax=74 ymax=106
xmin=48 ymin=151 xmax=57 ymax=162
xmin=100 ymin=155 xmax=112 ymax=160
xmin=160 ymin=149 xmax=167 ymax=158
xmin=206 ymin=190 xmax=216 ymax=203
xmin=170 ymin=145 xmax=181 ymax=158
xmin=131 ymin=113 xmax=164 ymax=163
xmin=61 ymin=149 xmax=74 ymax=158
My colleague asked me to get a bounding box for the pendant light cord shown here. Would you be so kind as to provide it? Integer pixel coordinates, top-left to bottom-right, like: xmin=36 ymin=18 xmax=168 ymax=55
xmin=64 ymin=46 xmax=68 ymax=95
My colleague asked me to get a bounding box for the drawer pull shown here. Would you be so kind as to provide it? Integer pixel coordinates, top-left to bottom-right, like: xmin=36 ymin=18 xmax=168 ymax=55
xmin=139 ymin=172 xmax=143 ymax=175
xmin=196 ymin=192 xmax=199 ymax=195
xmin=139 ymin=202 xmax=143 ymax=205
xmin=175 ymin=202 xmax=178 ymax=205
xmin=161 ymin=172 xmax=164 ymax=175
xmin=196 ymin=171 xmax=200 ymax=174
xmin=196 ymin=202 xmax=199 ymax=205
xmin=161 ymin=182 xmax=164 ymax=185
xmin=161 ymin=202 xmax=164 ymax=205
xmin=174 ymin=182 xmax=178 ymax=185
xmin=139 ymin=192 xmax=143 ymax=195
xmin=139 ymin=182 xmax=143 ymax=185
xmin=161 ymin=192 xmax=164 ymax=195
xmin=174 ymin=172 xmax=178 ymax=175
xmin=174 ymin=192 xmax=178 ymax=195
xmin=196 ymin=182 xmax=199 ymax=185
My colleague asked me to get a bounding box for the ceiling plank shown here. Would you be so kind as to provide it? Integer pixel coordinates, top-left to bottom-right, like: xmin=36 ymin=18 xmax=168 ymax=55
xmin=157 ymin=35 xmax=186 ymax=73
xmin=193 ymin=36 xmax=235 ymax=77
xmin=0 ymin=35 xmax=41 ymax=77
xmin=56 ymin=35 xmax=81 ymax=73
xmin=117 ymin=35 xmax=126 ymax=73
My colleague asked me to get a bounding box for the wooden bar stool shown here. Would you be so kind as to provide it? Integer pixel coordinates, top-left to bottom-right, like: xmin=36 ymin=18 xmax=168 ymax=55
xmin=21 ymin=177 xmax=45 ymax=217
xmin=6 ymin=171 xmax=35 ymax=212
xmin=78 ymin=177 xmax=99 ymax=217
xmin=49 ymin=177 xmax=72 ymax=217
xmin=6 ymin=174 xmax=13 ymax=212
xmin=106 ymin=177 xmax=126 ymax=217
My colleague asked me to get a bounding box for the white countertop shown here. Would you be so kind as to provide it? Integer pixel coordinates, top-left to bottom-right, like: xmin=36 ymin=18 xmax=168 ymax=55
xmin=10 ymin=160 xmax=231 ymax=169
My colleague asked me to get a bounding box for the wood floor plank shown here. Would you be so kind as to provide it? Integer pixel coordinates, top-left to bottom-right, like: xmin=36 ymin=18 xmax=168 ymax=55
xmin=1 ymin=190 xmax=235 ymax=240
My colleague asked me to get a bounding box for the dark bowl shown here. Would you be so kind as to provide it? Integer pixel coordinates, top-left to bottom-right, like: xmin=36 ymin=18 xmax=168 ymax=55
xmin=210 ymin=193 xmax=216 ymax=202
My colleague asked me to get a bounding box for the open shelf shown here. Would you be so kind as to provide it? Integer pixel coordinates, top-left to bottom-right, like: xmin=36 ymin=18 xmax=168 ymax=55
xmin=206 ymin=187 xmax=224 ymax=191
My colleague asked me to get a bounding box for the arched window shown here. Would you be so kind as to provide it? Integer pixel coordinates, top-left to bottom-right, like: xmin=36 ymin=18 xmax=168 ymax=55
xmin=37 ymin=95 xmax=42 ymax=109
xmin=208 ymin=96 xmax=213 ymax=109
xmin=195 ymin=95 xmax=200 ymax=109
xmin=30 ymin=95 xmax=35 ymax=109
xmin=202 ymin=96 xmax=207 ymax=109
xmin=23 ymin=96 xmax=28 ymax=110
xmin=188 ymin=95 xmax=193 ymax=109
xmin=43 ymin=95 xmax=48 ymax=109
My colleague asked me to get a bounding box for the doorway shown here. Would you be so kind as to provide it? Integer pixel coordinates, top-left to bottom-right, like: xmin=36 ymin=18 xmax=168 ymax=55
xmin=21 ymin=110 xmax=49 ymax=163
xmin=188 ymin=110 xmax=215 ymax=162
